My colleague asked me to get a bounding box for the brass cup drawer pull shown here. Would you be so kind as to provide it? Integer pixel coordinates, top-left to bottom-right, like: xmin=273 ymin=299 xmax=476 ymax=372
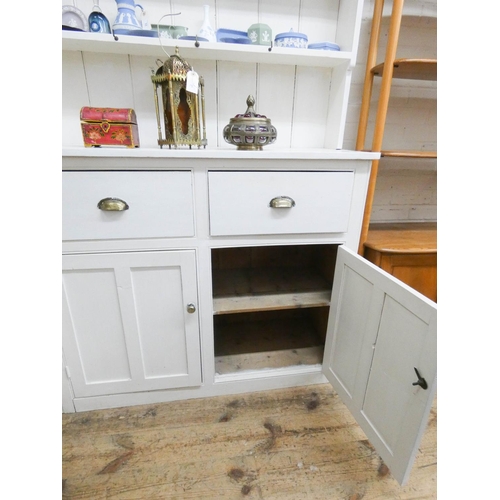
xmin=97 ymin=198 xmax=130 ymax=211
xmin=269 ymin=196 xmax=296 ymax=209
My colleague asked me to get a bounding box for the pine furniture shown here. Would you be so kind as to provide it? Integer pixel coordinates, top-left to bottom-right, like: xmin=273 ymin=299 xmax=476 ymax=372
xmin=364 ymin=222 xmax=437 ymax=301
xmin=62 ymin=0 xmax=436 ymax=485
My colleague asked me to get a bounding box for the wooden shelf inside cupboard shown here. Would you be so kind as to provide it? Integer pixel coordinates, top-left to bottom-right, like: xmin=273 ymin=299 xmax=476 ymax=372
xmin=214 ymin=312 xmax=326 ymax=375
xmin=212 ymin=268 xmax=332 ymax=315
xmin=371 ymin=58 xmax=437 ymax=81
xmin=211 ymin=245 xmax=336 ymax=316
xmin=62 ymin=31 xmax=353 ymax=69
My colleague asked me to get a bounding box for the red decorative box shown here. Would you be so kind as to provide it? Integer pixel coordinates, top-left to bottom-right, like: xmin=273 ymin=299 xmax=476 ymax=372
xmin=80 ymin=107 xmax=140 ymax=148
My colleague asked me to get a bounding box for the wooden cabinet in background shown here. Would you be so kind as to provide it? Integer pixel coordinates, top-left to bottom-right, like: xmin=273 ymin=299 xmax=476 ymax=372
xmin=363 ymin=222 xmax=437 ymax=302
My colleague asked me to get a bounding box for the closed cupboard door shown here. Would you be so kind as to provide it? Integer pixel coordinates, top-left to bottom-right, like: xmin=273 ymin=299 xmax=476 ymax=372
xmin=323 ymin=246 xmax=436 ymax=485
xmin=62 ymin=250 xmax=201 ymax=397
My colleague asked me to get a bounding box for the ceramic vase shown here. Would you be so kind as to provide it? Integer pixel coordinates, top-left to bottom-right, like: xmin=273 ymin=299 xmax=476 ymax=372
xmin=197 ymin=4 xmax=216 ymax=42
xmin=113 ymin=0 xmax=144 ymax=31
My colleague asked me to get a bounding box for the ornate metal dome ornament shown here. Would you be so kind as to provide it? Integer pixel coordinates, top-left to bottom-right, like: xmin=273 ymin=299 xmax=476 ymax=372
xmin=223 ymin=95 xmax=277 ymax=150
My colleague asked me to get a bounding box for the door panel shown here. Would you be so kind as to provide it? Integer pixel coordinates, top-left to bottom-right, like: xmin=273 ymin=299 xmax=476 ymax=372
xmin=323 ymin=246 xmax=436 ymax=485
xmin=62 ymin=251 xmax=202 ymax=398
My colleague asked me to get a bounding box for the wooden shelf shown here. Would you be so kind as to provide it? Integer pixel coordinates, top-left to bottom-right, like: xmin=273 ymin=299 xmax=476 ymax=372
xmin=371 ymin=58 xmax=437 ymax=81
xmin=213 ymin=291 xmax=331 ymax=315
xmin=62 ymin=31 xmax=353 ymax=69
xmin=364 ymin=222 xmax=437 ymax=254
xmin=62 ymin=147 xmax=380 ymax=162
xmin=214 ymin=315 xmax=324 ymax=374
xmin=381 ymin=150 xmax=437 ymax=159
xmin=212 ymin=268 xmax=331 ymax=315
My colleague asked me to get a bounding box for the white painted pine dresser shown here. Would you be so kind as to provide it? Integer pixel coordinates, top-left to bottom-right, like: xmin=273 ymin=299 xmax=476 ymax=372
xmin=62 ymin=0 xmax=436 ymax=485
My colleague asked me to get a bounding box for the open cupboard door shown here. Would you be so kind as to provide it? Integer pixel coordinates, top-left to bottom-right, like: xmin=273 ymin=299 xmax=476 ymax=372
xmin=322 ymin=246 xmax=437 ymax=485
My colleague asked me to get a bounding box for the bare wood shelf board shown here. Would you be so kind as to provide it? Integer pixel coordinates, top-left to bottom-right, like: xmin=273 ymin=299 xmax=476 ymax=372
xmin=213 ymin=291 xmax=331 ymax=315
xmin=364 ymin=222 xmax=437 ymax=254
xmin=371 ymin=58 xmax=437 ymax=80
xmin=381 ymin=150 xmax=437 ymax=158
xmin=214 ymin=316 xmax=325 ymax=374
xmin=212 ymin=268 xmax=332 ymax=315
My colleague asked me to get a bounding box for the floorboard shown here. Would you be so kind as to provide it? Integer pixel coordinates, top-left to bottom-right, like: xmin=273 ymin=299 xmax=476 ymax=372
xmin=62 ymin=384 xmax=437 ymax=499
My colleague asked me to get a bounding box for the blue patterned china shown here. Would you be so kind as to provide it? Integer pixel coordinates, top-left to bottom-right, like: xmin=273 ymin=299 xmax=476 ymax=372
xmin=89 ymin=4 xmax=111 ymax=34
xmin=179 ymin=35 xmax=209 ymax=41
xmin=113 ymin=0 xmax=146 ymax=31
xmin=308 ymin=42 xmax=340 ymax=51
xmin=216 ymin=29 xmax=251 ymax=44
xmin=113 ymin=28 xmax=158 ymax=37
xmin=274 ymin=28 xmax=308 ymax=48
xmin=62 ymin=5 xmax=89 ymax=31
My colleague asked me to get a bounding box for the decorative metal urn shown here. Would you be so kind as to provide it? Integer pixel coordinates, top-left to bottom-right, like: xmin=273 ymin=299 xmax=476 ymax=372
xmin=223 ymin=95 xmax=277 ymax=150
xmin=151 ymin=47 xmax=207 ymax=149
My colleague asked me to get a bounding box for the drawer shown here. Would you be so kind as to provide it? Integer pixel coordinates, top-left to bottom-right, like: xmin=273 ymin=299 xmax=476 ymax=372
xmin=63 ymin=171 xmax=194 ymax=241
xmin=208 ymin=171 xmax=354 ymax=236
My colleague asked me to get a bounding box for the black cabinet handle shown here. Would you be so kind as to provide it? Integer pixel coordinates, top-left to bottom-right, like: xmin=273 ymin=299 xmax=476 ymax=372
xmin=412 ymin=367 xmax=428 ymax=390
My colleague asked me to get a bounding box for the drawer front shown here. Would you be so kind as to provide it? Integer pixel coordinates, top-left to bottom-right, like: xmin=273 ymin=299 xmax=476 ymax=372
xmin=208 ymin=171 xmax=354 ymax=236
xmin=63 ymin=171 xmax=194 ymax=241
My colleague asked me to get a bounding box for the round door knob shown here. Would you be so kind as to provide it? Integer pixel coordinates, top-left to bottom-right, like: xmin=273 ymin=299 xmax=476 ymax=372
xmin=186 ymin=303 xmax=196 ymax=314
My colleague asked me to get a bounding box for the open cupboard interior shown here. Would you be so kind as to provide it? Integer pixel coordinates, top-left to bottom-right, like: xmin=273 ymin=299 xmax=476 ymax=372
xmin=212 ymin=244 xmax=337 ymax=375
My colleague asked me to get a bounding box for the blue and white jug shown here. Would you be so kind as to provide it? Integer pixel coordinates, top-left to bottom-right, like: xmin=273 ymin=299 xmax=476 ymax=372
xmin=113 ymin=0 xmax=146 ymax=31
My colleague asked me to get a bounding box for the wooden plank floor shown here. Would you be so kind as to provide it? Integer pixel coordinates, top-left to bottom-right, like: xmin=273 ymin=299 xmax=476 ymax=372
xmin=62 ymin=384 xmax=437 ymax=499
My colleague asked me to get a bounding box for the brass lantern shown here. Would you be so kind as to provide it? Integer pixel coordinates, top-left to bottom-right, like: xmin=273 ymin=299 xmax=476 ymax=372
xmin=151 ymin=47 xmax=207 ymax=149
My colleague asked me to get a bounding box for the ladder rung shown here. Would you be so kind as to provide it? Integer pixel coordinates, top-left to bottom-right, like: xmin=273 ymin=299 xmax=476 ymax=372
xmin=371 ymin=59 xmax=437 ymax=81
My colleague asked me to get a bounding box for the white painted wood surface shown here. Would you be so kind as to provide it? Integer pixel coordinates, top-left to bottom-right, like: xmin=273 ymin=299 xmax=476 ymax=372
xmin=323 ymin=245 xmax=436 ymax=485
xmin=62 ymin=250 xmax=202 ymax=398
xmin=208 ymin=171 xmax=355 ymax=236
xmin=62 ymin=0 xmax=364 ymax=150
xmin=61 ymin=157 xmax=372 ymax=412
xmin=62 ymin=171 xmax=195 ymax=240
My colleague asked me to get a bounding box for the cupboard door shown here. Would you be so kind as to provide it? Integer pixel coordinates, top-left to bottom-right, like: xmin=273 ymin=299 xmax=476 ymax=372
xmin=323 ymin=246 xmax=436 ymax=485
xmin=62 ymin=251 xmax=201 ymax=398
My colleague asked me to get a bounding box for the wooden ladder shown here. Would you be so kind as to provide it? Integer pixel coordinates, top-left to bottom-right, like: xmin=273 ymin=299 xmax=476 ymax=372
xmin=355 ymin=0 xmax=437 ymax=254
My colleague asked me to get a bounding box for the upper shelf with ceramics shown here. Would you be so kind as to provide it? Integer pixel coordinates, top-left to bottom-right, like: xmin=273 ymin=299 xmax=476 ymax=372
xmin=62 ymin=31 xmax=354 ymax=68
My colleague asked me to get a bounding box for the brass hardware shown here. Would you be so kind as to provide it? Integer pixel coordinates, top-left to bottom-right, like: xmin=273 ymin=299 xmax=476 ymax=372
xmin=270 ymin=196 xmax=295 ymax=208
xmin=151 ymin=47 xmax=207 ymax=149
xmin=223 ymin=95 xmax=277 ymax=151
xmin=97 ymin=197 xmax=129 ymax=211
xmin=187 ymin=303 xmax=196 ymax=314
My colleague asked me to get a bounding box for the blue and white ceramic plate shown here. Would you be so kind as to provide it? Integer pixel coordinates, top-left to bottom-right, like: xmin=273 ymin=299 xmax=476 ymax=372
xmin=179 ymin=36 xmax=209 ymax=42
xmin=216 ymin=29 xmax=251 ymax=44
xmin=219 ymin=36 xmax=252 ymax=44
xmin=308 ymin=42 xmax=340 ymax=51
xmin=113 ymin=29 xmax=159 ymax=38
xmin=62 ymin=5 xmax=89 ymax=32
